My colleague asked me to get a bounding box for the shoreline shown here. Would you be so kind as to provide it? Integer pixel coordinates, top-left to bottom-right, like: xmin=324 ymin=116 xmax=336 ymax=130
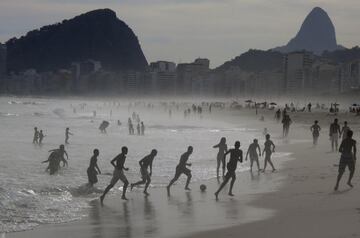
xmin=4 ymin=106 xmax=360 ymax=238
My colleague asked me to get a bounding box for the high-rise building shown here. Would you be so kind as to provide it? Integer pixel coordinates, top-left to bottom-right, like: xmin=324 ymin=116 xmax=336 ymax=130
xmin=176 ymin=58 xmax=210 ymax=95
xmin=339 ymin=60 xmax=360 ymax=93
xmin=149 ymin=61 xmax=176 ymax=94
xmin=0 ymin=43 xmax=7 ymax=91
xmin=284 ymin=51 xmax=313 ymax=95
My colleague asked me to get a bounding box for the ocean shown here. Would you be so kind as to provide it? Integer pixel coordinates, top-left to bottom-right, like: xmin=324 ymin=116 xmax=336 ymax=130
xmin=0 ymin=96 xmax=290 ymax=233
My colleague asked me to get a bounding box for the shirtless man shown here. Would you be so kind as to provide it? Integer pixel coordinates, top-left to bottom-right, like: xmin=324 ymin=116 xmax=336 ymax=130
xmin=245 ymin=139 xmax=261 ymax=171
xmin=334 ymin=130 xmax=357 ymax=191
xmin=262 ymin=134 xmax=276 ymax=172
xmin=215 ymin=141 xmax=243 ymax=200
xmin=100 ymin=146 xmax=130 ymax=204
xmin=131 ymin=149 xmax=157 ymax=196
xmin=65 ymin=127 xmax=73 ymax=144
xmin=167 ymin=146 xmax=193 ymax=196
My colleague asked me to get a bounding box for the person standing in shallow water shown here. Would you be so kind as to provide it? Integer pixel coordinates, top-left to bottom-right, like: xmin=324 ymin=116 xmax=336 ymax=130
xmin=65 ymin=127 xmax=73 ymax=144
xmin=310 ymin=120 xmax=321 ymax=146
xmin=33 ymin=127 xmax=39 ymax=144
xmin=87 ymin=149 xmax=101 ymax=187
xmin=39 ymin=130 xmax=45 ymax=145
xmin=213 ymin=137 xmax=227 ymax=178
xmin=141 ymin=122 xmax=145 ymax=135
xmin=100 ymin=146 xmax=130 ymax=204
xmin=215 ymin=141 xmax=243 ymax=200
xmin=334 ymin=130 xmax=357 ymax=191
xmin=340 ymin=121 xmax=350 ymax=141
xmin=262 ymin=134 xmax=276 ymax=172
xmin=131 ymin=149 xmax=157 ymax=196
xmin=167 ymin=146 xmax=193 ymax=196
xmin=245 ymin=139 xmax=261 ymax=171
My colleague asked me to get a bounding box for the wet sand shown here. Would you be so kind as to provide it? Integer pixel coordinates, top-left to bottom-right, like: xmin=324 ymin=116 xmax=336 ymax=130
xmin=5 ymin=106 xmax=360 ymax=238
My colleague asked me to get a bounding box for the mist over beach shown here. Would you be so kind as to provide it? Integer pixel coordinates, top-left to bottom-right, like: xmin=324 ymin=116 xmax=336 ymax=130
xmin=1 ymin=1 xmax=360 ymax=238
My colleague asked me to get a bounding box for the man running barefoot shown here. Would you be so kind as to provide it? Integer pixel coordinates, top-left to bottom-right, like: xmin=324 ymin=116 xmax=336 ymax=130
xmin=334 ymin=130 xmax=357 ymax=191
xmin=215 ymin=141 xmax=243 ymax=200
xmin=245 ymin=139 xmax=261 ymax=171
xmin=100 ymin=146 xmax=130 ymax=204
xmin=167 ymin=146 xmax=193 ymax=196
xmin=262 ymin=134 xmax=276 ymax=172
xmin=131 ymin=149 xmax=157 ymax=196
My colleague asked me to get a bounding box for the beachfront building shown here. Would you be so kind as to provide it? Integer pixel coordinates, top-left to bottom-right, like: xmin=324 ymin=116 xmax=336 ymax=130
xmin=0 ymin=43 xmax=7 ymax=92
xmin=176 ymin=58 xmax=210 ymax=95
xmin=284 ymin=51 xmax=314 ymax=95
xmin=339 ymin=60 xmax=360 ymax=93
xmin=312 ymin=61 xmax=340 ymax=95
xmin=149 ymin=61 xmax=177 ymax=95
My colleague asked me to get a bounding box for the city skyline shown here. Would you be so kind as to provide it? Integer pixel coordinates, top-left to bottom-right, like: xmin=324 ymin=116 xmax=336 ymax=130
xmin=0 ymin=0 xmax=360 ymax=67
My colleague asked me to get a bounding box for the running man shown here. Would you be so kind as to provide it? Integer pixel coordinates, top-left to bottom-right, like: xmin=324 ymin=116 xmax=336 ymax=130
xmin=65 ymin=127 xmax=73 ymax=144
xmin=167 ymin=146 xmax=193 ymax=195
xmin=310 ymin=120 xmax=321 ymax=146
xmin=131 ymin=149 xmax=157 ymax=196
xmin=245 ymin=139 xmax=261 ymax=171
xmin=334 ymin=130 xmax=357 ymax=191
xmin=329 ymin=119 xmax=341 ymax=152
xmin=87 ymin=149 xmax=101 ymax=187
xmin=100 ymin=146 xmax=130 ymax=204
xmin=48 ymin=144 xmax=69 ymax=167
xmin=213 ymin=137 xmax=228 ymax=177
xmin=262 ymin=134 xmax=276 ymax=172
xmin=214 ymin=141 xmax=243 ymax=200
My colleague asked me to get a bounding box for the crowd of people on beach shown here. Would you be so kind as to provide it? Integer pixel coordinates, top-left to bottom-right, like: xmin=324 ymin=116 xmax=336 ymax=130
xmin=36 ymin=100 xmax=357 ymax=206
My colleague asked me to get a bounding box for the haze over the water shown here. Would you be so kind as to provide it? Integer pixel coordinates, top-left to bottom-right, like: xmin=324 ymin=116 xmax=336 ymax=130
xmin=0 ymin=0 xmax=359 ymax=67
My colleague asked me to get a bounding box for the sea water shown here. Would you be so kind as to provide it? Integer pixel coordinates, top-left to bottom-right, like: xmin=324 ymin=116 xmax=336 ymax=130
xmin=0 ymin=96 xmax=290 ymax=233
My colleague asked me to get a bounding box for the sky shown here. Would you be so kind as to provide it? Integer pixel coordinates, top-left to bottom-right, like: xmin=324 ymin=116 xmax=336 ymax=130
xmin=0 ymin=0 xmax=359 ymax=68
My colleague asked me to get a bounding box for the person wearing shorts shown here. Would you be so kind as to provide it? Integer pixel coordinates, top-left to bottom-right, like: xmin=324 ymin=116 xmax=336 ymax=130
xmin=215 ymin=141 xmax=243 ymax=200
xmin=334 ymin=130 xmax=357 ymax=191
xmin=245 ymin=139 xmax=261 ymax=171
xmin=87 ymin=149 xmax=101 ymax=187
xmin=100 ymin=146 xmax=129 ymax=204
xmin=131 ymin=149 xmax=157 ymax=196
xmin=167 ymin=146 xmax=193 ymax=196
xmin=262 ymin=134 xmax=276 ymax=172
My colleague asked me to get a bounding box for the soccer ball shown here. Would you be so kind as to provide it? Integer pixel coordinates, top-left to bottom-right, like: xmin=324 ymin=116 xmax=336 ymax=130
xmin=200 ymin=184 xmax=206 ymax=192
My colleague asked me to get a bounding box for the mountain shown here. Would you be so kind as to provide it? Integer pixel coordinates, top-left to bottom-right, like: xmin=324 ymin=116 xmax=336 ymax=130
xmin=215 ymin=49 xmax=284 ymax=72
xmin=6 ymin=9 xmax=148 ymax=73
xmin=272 ymin=7 xmax=344 ymax=54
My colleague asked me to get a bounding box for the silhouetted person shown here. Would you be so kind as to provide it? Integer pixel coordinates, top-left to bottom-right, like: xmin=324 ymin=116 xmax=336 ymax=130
xmin=310 ymin=120 xmax=321 ymax=146
xmin=282 ymin=115 xmax=292 ymax=137
xmin=131 ymin=149 xmax=157 ymax=196
xmin=167 ymin=146 xmax=193 ymax=195
xmin=43 ymin=145 xmax=68 ymax=174
xmin=87 ymin=149 xmax=101 ymax=187
xmin=39 ymin=130 xmax=45 ymax=145
xmin=275 ymin=109 xmax=281 ymax=123
xmin=33 ymin=127 xmax=39 ymax=144
xmin=329 ymin=119 xmax=341 ymax=152
xmin=137 ymin=123 xmax=141 ymax=135
xmin=100 ymin=146 xmax=129 ymax=204
xmin=246 ymin=139 xmax=261 ymax=171
xmin=213 ymin=137 xmax=228 ymax=177
xmin=65 ymin=127 xmax=73 ymax=144
xmin=214 ymin=141 xmax=243 ymax=199
xmin=128 ymin=118 xmax=134 ymax=135
xmin=334 ymin=130 xmax=357 ymax=191
xmin=262 ymin=134 xmax=276 ymax=172
xmin=340 ymin=121 xmax=350 ymax=141
xmin=141 ymin=122 xmax=145 ymax=135
xmin=307 ymin=103 xmax=312 ymax=112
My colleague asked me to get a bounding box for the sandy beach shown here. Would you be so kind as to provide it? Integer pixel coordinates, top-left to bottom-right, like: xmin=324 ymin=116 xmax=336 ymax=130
xmin=4 ymin=104 xmax=360 ymax=238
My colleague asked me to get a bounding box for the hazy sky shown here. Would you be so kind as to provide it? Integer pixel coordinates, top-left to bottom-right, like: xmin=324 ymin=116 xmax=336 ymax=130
xmin=0 ymin=0 xmax=359 ymax=68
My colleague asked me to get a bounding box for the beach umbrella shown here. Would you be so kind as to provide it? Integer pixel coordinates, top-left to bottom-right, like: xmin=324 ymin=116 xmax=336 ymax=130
xmin=352 ymin=103 xmax=358 ymax=107
xmin=245 ymin=100 xmax=253 ymax=103
xmin=333 ymin=103 xmax=339 ymax=106
xmin=270 ymin=102 xmax=277 ymax=105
